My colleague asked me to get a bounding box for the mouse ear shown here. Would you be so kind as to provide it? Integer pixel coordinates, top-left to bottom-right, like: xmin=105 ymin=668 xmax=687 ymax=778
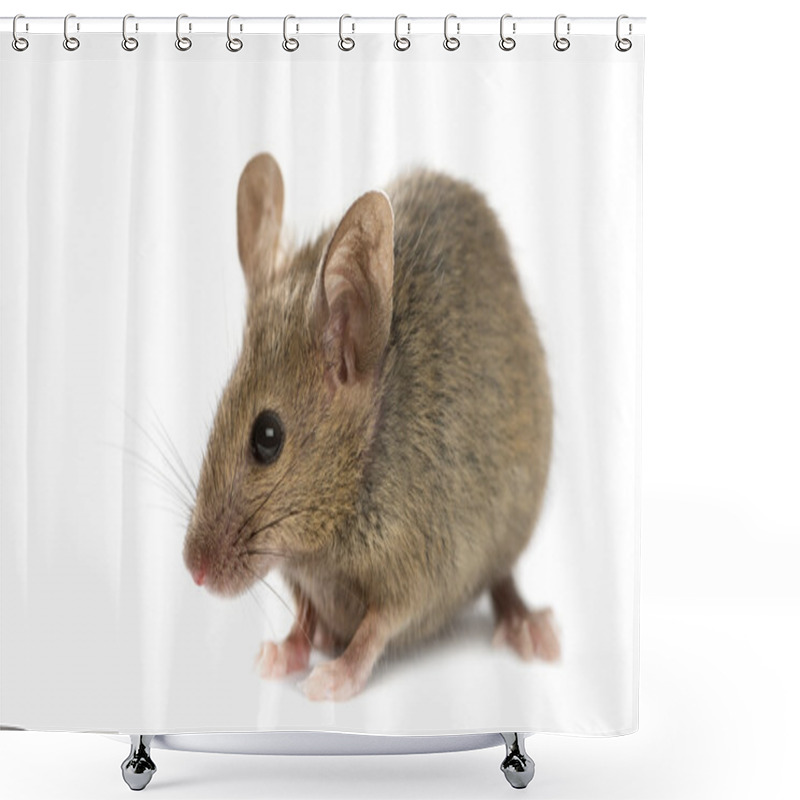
xmin=237 ymin=153 xmax=284 ymax=293
xmin=314 ymin=190 xmax=394 ymax=389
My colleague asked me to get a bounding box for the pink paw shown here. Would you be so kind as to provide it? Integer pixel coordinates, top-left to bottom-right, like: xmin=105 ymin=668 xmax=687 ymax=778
xmin=256 ymin=636 xmax=311 ymax=680
xmin=493 ymin=607 xmax=561 ymax=662
xmin=299 ymin=659 xmax=364 ymax=702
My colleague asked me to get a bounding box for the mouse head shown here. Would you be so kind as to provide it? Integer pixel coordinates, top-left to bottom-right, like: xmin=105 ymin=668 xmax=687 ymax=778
xmin=183 ymin=153 xmax=394 ymax=597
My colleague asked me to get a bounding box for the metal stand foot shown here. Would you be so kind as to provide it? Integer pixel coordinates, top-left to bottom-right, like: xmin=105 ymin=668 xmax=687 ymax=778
xmin=121 ymin=735 xmax=157 ymax=791
xmin=500 ymin=732 xmax=535 ymax=789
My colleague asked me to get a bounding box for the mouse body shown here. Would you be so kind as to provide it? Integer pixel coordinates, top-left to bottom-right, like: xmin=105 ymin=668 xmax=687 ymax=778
xmin=183 ymin=154 xmax=558 ymax=701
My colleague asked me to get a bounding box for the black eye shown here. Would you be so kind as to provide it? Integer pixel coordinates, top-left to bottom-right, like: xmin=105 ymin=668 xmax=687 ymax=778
xmin=250 ymin=410 xmax=284 ymax=465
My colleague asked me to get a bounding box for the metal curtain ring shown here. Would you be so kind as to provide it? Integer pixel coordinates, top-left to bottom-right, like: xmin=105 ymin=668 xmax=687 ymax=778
xmin=499 ymin=14 xmax=516 ymax=51
xmin=122 ymin=14 xmax=138 ymax=51
xmin=63 ymin=13 xmax=80 ymax=51
xmin=443 ymin=14 xmax=460 ymax=51
xmin=615 ymin=14 xmax=632 ymax=51
xmin=339 ymin=14 xmax=355 ymax=51
xmin=283 ymin=15 xmax=299 ymax=51
xmin=227 ymin=15 xmax=243 ymax=52
xmin=175 ymin=14 xmax=192 ymax=51
xmin=394 ymin=14 xmax=410 ymax=51
xmin=12 ymin=14 xmax=29 ymax=51
xmin=553 ymin=14 xmax=570 ymax=52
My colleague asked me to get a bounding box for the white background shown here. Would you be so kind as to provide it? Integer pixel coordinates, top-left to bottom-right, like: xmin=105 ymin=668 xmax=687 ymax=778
xmin=1 ymin=0 xmax=798 ymax=798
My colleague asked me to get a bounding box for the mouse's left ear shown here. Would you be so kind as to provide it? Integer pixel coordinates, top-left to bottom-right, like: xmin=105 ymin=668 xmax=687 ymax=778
xmin=236 ymin=153 xmax=284 ymax=294
xmin=313 ymin=190 xmax=394 ymax=391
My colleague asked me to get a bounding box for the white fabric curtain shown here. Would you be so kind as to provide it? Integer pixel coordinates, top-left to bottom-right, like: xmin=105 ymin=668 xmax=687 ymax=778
xmin=1 ymin=25 xmax=643 ymax=735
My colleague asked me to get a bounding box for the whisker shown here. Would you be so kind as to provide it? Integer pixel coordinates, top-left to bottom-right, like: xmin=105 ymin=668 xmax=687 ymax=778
xmin=126 ymin=452 xmax=193 ymax=503
xmin=244 ymin=582 xmax=277 ymax=641
xmin=129 ymin=466 xmax=193 ymax=513
xmin=245 ymin=507 xmax=320 ymax=542
xmin=107 ymin=442 xmax=195 ymax=512
xmin=145 ymin=502 xmax=193 ymax=523
xmin=149 ymin=403 xmax=198 ymax=497
xmin=244 ymin=565 xmax=313 ymax=649
xmin=227 ymin=457 xmax=242 ymax=513
xmin=122 ymin=409 xmax=198 ymax=508
xmin=133 ymin=463 xmax=191 ymax=506
xmin=245 ymin=549 xmax=288 ymax=559
xmin=236 ymin=460 xmax=292 ymax=538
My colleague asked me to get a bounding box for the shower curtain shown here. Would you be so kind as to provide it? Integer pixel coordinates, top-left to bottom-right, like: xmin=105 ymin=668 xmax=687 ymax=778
xmin=0 ymin=17 xmax=644 ymax=737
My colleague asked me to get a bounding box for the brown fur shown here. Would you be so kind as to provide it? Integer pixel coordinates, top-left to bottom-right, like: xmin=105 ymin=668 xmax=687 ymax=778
xmin=183 ymin=154 xmax=555 ymax=700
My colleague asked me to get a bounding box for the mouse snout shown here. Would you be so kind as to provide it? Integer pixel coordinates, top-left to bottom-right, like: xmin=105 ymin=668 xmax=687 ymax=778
xmin=191 ymin=564 xmax=207 ymax=586
xmin=184 ymin=538 xmax=207 ymax=586
xmin=184 ymin=516 xmax=265 ymax=597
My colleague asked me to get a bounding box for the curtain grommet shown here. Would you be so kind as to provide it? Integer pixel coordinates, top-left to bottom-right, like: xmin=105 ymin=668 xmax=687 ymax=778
xmin=226 ymin=15 xmax=243 ymax=52
xmin=615 ymin=15 xmax=632 ymax=51
xmin=394 ymin=15 xmax=411 ymax=51
xmin=12 ymin=14 xmax=29 ymax=51
xmin=282 ymin=15 xmax=299 ymax=52
xmin=175 ymin=13 xmax=192 ymax=51
xmin=121 ymin=14 xmax=139 ymax=52
xmin=63 ymin=13 xmax=80 ymax=51
xmin=338 ymin=14 xmax=355 ymax=51
xmin=499 ymin=14 xmax=516 ymax=51
xmin=553 ymin=14 xmax=570 ymax=52
xmin=443 ymin=14 xmax=460 ymax=51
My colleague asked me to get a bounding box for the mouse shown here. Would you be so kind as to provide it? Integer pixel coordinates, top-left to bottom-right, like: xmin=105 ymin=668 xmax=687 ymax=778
xmin=183 ymin=153 xmax=559 ymax=701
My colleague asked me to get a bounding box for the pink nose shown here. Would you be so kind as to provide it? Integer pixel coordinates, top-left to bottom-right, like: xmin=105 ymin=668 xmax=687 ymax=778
xmin=191 ymin=565 xmax=206 ymax=586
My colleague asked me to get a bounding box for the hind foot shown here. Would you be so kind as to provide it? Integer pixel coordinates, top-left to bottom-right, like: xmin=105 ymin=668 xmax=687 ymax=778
xmin=493 ymin=607 xmax=560 ymax=661
xmin=491 ymin=575 xmax=560 ymax=662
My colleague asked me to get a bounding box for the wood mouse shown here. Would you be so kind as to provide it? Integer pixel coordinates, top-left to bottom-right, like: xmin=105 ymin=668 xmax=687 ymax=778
xmin=183 ymin=153 xmax=559 ymax=701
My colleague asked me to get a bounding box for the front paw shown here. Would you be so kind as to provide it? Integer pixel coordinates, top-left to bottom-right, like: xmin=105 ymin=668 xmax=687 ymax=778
xmin=256 ymin=636 xmax=311 ymax=679
xmin=299 ymin=659 xmax=365 ymax=702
